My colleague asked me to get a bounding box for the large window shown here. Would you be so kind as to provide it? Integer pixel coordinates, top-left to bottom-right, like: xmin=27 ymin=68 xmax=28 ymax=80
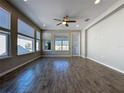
xmin=17 ymin=19 xmax=35 ymax=55
xmin=44 ymin=40 xmax=51 ymax=50
xmin=0 ymin=33 xmax=8 ymax=56
xmin=0 ymin=7 xmax=10 ymax=29
xmin=18 ymin=35 xmax=34 ymax=55
xmin=0 ymin=7 xmax=10 ymax=57
xmin=36 ymin=31 xmax=41 ymax=51
xmin=55 ymin=37 xmax=69 ymax=51
xmin=43 ymin=32 xmax=52 ymax=51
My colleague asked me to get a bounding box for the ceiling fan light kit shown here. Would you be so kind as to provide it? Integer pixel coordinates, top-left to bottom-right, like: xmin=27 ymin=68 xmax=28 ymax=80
xmin=62 ymin=21 xmax=67 ymax=25
xmin=54 ymin=16 xmax=76 ymax=27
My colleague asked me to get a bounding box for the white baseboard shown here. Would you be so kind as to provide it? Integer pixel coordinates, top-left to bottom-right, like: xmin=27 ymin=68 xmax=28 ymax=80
xmin=81 ymin=55 xmax=86 ymax=58
xmin=87 ymin=57 xmax=124 ymax=74
xmin=0 ymin=56 xmax=41 ymax=77
xmin=41 ymin=55 xmax=71 ymax=57
xmin=72 ymin=55 xmax=81 ymax=57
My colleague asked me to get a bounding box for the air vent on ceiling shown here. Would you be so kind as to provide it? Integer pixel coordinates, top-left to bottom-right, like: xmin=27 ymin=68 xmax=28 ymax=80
xmin=85 ymin=18 xmax=90 ymax=22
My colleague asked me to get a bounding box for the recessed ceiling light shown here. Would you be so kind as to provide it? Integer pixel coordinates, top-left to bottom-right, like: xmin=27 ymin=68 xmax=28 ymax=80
xmin=76 ymin=25 xmax=79 ymax=27
xmin=94 ymin=0 xmax=101 ymax=5
xmin=24 ymin=0 xmax=28 ymax=2
xmin=43 ymin=24 xmax=46 ymax=27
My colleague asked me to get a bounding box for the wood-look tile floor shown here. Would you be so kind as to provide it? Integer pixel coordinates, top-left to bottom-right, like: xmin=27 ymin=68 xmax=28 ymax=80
xmin=0 ymin=57 xmax=124 ymax=93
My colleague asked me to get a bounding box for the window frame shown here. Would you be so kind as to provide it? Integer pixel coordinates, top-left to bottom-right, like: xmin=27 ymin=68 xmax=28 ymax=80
xmin=0 ymin=31 xmax=9 ymax=57
xmin=0 ymin=6 xmax=11 ymax=58
xmin=43 ymin=40 xmax=52 ymax=51
xmin=0 ymin=7 xmax=11 ymax=30
xmin=55 ymin=39 xmax=69 ymax=51
xmin=42 ymin=32 xmax=52 ymax=51
xmin=17 ymin=34 xmax=35 ymax=55
xmin=62 ymin=40 xmax=69 ymax=51
xmin=17 ymin=19 xmax=35 ymax=55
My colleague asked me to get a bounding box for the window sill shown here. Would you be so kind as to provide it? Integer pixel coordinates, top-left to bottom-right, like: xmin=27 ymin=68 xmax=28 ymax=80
xmin=17 ymin=51 xmax=41 ymax=56
xmin=17 ymin=52 xmax=36 ymax=56
xmin=55 ymin=50 xmax=69 ymax=52
xmin=43 ymin=50 xmax=52 ymax=52
xmin=36 ymin=50 xmax=41 ymax=52
xmin=0 ymin=56 xmax=12 ymax=60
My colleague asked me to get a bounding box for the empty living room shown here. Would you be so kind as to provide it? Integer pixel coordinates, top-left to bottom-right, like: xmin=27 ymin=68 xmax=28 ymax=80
xmin=0 ymin=0 xmax=124 ymax=93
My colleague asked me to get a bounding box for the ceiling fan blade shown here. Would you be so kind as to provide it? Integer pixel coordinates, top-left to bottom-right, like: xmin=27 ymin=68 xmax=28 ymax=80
xmin=54 ymin=19 xmax=62 ymax=21
xmin=65 ymin=23 xmax=69 ymax=27
xmin=57 ymin=23 xmax=62 ymax=26
xmin=66 ymin=20 xmax=76 ymax=23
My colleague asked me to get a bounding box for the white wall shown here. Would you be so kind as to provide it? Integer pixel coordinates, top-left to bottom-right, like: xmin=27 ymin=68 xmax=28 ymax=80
xmin=81 ymin=30 xmax=86 ymax=57
xmin=87 ymin=6 xmax=124 ymax=72
xmin=72 ymin=32 xmax=80 ymax=56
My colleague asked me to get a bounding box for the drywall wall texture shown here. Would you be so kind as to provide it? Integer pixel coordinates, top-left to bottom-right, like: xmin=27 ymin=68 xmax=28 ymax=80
xmin=87 ymin=6 xmax=124 ymax=72
xmin=72 ymin=32 xmax=80 ymax=56
xmin=0 ymin=0 xmax=41 ymax=76
xmin=81 ymin=30 xmax=86 ymax=57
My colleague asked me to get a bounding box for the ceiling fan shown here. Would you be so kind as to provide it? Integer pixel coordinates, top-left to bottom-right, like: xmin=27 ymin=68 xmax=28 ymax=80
xmin=54 ymin=16 xmax=76 ymax=27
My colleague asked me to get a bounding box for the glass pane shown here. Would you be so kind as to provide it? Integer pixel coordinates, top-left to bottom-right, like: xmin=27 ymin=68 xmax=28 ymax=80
xmin=0 ymin=33 xmax=7 ymax=56
xmin=18 ymin=19 xmax=34 ymax=37
xmin=44 ymin=40 xmax=51 ymax=50
xmin=55 ymin=41 xmax=62 ymax=51
xmin=36 ymin=40 xmax=40 ymax=51
xmin=63 ymin=41 xmax=69 ymax=51
xmin=0 ymin=7 xmax=10 ymax=29
xmin=17 ymin=35 xmax=34 ymax=55
xmin=36 ymin=31 xmax=40 ymax=39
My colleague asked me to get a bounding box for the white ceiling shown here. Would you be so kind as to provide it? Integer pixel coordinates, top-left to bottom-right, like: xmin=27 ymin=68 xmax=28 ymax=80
xmin=8 ymin=0 xmax=119 ymax=30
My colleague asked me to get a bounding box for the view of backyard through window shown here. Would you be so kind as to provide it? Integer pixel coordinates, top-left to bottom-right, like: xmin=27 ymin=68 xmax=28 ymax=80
xmin=18 ymin=35 xmax=34 ymax=55
xmin=0 ymin=7 xmax=10 ymax=57
xmin=0 ymin=33 xmax=7 ymax=56
xmin=55 ymin=40 xmax=69 ymax=51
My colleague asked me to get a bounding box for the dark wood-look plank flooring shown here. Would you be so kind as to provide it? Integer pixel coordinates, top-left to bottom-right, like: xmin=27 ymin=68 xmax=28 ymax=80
xmin=0 ymin=57 xmax=124 ymax=93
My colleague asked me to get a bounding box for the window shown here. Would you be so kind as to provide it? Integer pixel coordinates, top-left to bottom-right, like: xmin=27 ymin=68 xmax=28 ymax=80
xmin=55 ymin=37 xmax=69 ymax=51
xmin=18 ymin=35 xmax=34 ymax=55
xmin=42 ymin=32 xmax=52 ymax=51
xmin=36 ymin=31 xmax=40 ymax=51
xmin=36 ymin=40 xmax=40 ymax=51
xmin=44 ymin=40 xmax=51 ymax=50
xmin=17 ymin=19 xmax=35 ymax=55
xmin=0 ymin=7 xmax=10 ymax=57
xmin=0 ymin=7 xmax=10 ymax=29
xmin=0 ymin=32 xmax=8 ymax=56
xmin=63 ymin=41 xmax=69 ymax=51
xmin=55 ymin=40 xmax=61 ymax=51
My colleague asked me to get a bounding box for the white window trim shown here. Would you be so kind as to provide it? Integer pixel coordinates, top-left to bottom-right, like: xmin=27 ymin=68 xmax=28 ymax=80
xmin=17 ymin=19 xmax=35 ymax=55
